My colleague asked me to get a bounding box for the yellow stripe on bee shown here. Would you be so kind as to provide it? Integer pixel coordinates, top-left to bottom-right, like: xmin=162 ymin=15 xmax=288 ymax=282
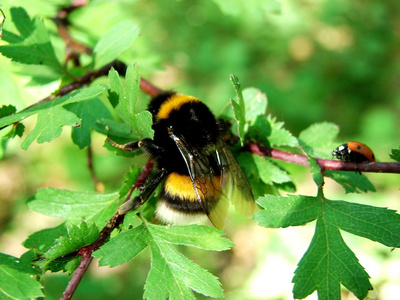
xmin=164 ymin=172 xmax=221 ymax=202
xmin=157 ymin=94 xmax=201 ymax=120
xmin=165 ymin=173 xmax=198 ymax=201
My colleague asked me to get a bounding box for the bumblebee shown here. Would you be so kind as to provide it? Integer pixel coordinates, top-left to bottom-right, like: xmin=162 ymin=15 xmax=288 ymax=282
xmin=116 ymin=92 xmax=255 ymax=229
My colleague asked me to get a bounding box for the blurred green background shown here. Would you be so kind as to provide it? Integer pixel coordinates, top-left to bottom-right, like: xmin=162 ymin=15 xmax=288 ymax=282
xmin=0 ymin=0 xmax=399 ymax=299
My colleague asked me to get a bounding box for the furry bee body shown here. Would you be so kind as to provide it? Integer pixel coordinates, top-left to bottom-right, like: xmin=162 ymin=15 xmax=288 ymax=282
xmin=121 ymin=91 xmax=255 ymax=229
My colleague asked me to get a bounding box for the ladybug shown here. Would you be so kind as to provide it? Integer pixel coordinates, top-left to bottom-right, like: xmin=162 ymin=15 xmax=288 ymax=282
xmin=332 ymin=142 xmax=376 ymax=163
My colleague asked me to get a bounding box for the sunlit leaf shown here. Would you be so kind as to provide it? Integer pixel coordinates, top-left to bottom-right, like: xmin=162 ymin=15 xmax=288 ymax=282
xmin=27 ymin=188 xmax=119 ymax=224
xmin=95 ymin=223 xmax=231 ymax=298
xmin=254 ymin=194 xmax=321 ymax=228
xmin=0 ymin=7 xmax=61 ymax=70
xmin=293 ymin=217 xmax=372 ymax=300
xmin=94 ymin=21 xmax=140 ymax=69
xmin=21 ymin=106 xmax=81 ymax=150
xmin=0 ymin=85 xmax=105 ymax=128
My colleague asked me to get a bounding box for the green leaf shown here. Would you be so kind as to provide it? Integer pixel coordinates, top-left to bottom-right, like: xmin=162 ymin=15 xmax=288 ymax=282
xmin=45 ymin=222 xmax=99 ymax=259
xmin=0 ymin=253 xmax=43 ymax=299
xmin=94 ymin=223 xmax=151 ymax=267
xmin=0 ymin=105 xmax=17 ymax=118
xmin=132 ymin=110 xmax=154 ymax=139
xmin=0 ymin=253 xmax=39 ymax=275
xmin=0 ymin=264 xmax=44 ymax=300
xmin=95 ymin=223 xmax=230 ymax=298
xmin=0 ymin=85 xmax=106 ymax=128
xmin=247 ymin=115 xmax=272 ymax=145
xmin=23 ymin=223 xmax=68 ymax=252
xmin=21 ymin=106 xmax=81 ymax=150
xmin=4 ymin=123 xmax=25 ymax=139
xmin=325 ymin=200 xmax=400 ymax=247
xmin=7 ymin=7 xmax=35 ymax=41
xmin=308 ymin=156 xmax=324 ymax=186
xmin=125 ymin=63 xmax=141 ymax=112
xmin=107 ymin=64 xmax=141 ymax=131
xmin=325 ymin=170 xmax=376 ymax=193
xmin=90 ymin=197 xmax=122 ymax=228
xmin=109 ymin=67 xmax=133 ymax=123
xmin=292 ymin=217 xmax=372 ymax=300
xmin=268 ymin=116 xmax=298 ymax=147
xmin=229 ymin=74 xmax=246 ymax=145
xmin=147 ymin=224 xmax=234 ymax=251
xmin=23 ymin=223 xmax=98 ymax=274
xmin=390 ymin=148 xmax=400 ymax=162
xmin=298 ymin=122 xmax=339 ymax=157
xmin=94 ymin=21 xmax=140 ymax=69
xmin=108 ymin=67 xmax=124 ymax=108
xmin=107 ymin=65 xmax=154 ymax=140
xmin=254 ymin=194 xmax=321 ymax=228
xmin=242 ymin=87 xmax=267 ymax=123
xmin=247 ymin=115 xmax=297 ymax=148
xmin=94 ymin=118 xmax=138 ymax=144
xmin=0 ymin=107 xmax=24 ymax=158
xmin=119 ymin=166 xmax=140 ymax=198
xmin=0 ymin=8 xmax=62 ymax=70
xmin=65 ymin=98 xmax=112 ymax=149
xmin=27 ymin=188 xmax=119 ymax=223
xmin=37 ymin=255 xmax=81 ymax=274
xmin=145 ymin=240 xmax=223 ymax=299
xmin=253 ymin=155 xmax=292 ymax=184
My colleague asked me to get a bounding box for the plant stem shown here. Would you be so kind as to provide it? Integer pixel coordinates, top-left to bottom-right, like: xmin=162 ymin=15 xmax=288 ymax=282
xmin=61 ymin=160 xmax=154 ymax=299
xmin=247 ymin=143 xmax=400 ymax=174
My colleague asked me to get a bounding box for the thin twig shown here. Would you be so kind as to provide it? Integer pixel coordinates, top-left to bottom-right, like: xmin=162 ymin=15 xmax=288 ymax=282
xmin=54 ymin=0 xmax=91 ymax=66
xmin=61 ymin=160 xmax=154 ymax=300
xmin=19 ymin=60 xmax=127 ymax=113
xmin=247 ymin=143 xmax=400 ymax=174
xmin=87 ymin=146 xmax=104 ymax=193
xmin=60 ymin=254 xmax=93 ymax=300
xmin=139 ymin=77 xmax=163 ymax=97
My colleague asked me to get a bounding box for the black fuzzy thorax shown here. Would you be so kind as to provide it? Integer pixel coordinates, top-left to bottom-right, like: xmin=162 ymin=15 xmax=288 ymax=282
xmin=147 ymin=92 xmax=219 ymax=175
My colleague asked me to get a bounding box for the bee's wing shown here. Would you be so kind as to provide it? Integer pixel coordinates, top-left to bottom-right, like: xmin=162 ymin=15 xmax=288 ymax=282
xmin=214 ymin=139 xmax=255 ymax=218
xmin=168 ymin=127 xmax=229 ymax=229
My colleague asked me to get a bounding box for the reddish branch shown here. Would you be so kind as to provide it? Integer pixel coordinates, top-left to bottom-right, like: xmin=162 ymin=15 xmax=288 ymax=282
xmin=54 ymin=0 xmax=91 ymax=65
xmin=247 ymin=143 xmax=400 ymax=174
xmin=139 ymin=77 xmax=163 ymax=97
xmin=21 ymin=60 xmax=127 ymax=112
xmin=61 ymin=160 xmax=154 ymax=300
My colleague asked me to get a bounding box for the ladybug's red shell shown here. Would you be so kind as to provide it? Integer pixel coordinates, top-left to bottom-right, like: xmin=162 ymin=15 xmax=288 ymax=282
xmin=332 ymin=142 xmax=376 ymax=163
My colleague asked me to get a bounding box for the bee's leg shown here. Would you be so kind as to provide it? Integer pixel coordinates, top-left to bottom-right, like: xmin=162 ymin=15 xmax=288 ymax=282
xmin=118 ymin=168 xmax=168 ymax=215
xmin=138 ymin=139 xmax=163 ymax=155
xmin=106 ymin=138 xmax=140 ymax=152
xmin=355 ymin=162 xmax=362 ymax=175
xmin=216 ymin=118 xmax=239 ymax=146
